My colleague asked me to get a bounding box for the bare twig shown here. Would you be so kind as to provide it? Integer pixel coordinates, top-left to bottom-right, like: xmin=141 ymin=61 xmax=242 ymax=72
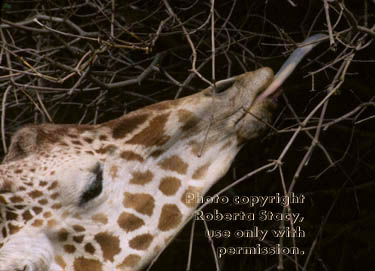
xmin=1 ymin=86 xmax=11 ymax=153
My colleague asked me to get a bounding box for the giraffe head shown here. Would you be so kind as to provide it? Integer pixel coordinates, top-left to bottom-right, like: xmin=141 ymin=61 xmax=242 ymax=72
xmin=0 ymin=67 xmax=275 ymax=271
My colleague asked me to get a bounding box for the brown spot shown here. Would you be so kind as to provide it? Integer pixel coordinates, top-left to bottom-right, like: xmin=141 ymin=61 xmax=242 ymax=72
xmin=2 ymin=227 xmax=7 ymax=238
xmin=127 ymin=113 xmax=170 ymax=146
xmin=58 ymin=228 xmax=69 ymax=242
xmin=118 ymin=212 xmax=145 ymax=232
xmin=43 ymin=212 xmax=52 ymax=218
xmin=73 ymin=235 xmax=84 ymax=243
xmin=32 ymin=219 xmax=43 ymax=227
xmin=68 ymin=133 xmax=79 ymax=139
xmin=94 ymin=232 xmax=121 ymax=262
xmin=10 ymin=196 xmax=23 ymax=203
xmin=110 ymin=165 xmax=118 ymax=179
xmin=158 ymin=155 xmax=188 ymax=174
xmin=64 ymin=244 xmax=76 ymax=253
xmin=8 ymin=223 xmax=21 ymax=234
xmin=52 ymin=203 xmax=62 ymax=209
xmin=47 ymin=219 xmax=57 ymax=228
xmin=38 ymin=199 xmax=48 ymax=205
xmin=83 ymin=137 xmax=94 ymax=143
xmin=92 ymin=213 xmax=108 ymax=224
xmin=74 ymin=257 xmax=102 ymax=271
xmin=123 ymin=192 xmax=155 ymax=216
xmin=55 ymin=255 xmax=66 ymax=269
xmin=84 ymin=243 xmax=96 ymax=254
xmin=32 ymin=206 xmax=43 ymax=214
xmin=48 ymin=181 xmax=58 ymax=191
xmin=73 ymin=225 xmax=85 ymax=232
xmin=0 ymin=180 xmax=12 ymax=193
xmin=51 ymin=192 xmax=59 ymax=199
xmin=95 ymin=145 xmax=117 ymax=154
xmin=99 ymin=134 xmax=107 ymax=140
xmin=150 ymin=149 xmax=164 ymax=158
xmin=0 ymin=195 xmax=7 ymax=204
xmin=178 ymin=109 xmax=200 ymax=131
xmin=159 ymin=177 xmax=181 ymax=196
xmin=39 ymin=181 xmax=48 ymax=186
xmin=6 ymin=211 xmax=18 ymax=220
xmin=192 ymin=163 xmax=210 ymax=180
xmin=158 ymin=204 xmax=182 ymax=231
xmin=129 ymin=233 xmax=154 ymax=250
xmin=181 ymin=186 xmax=202 ymax=207
xmin=22 ymin=210 xmax=33 ymax=221
xmin=129 ymin=170 xmax=154 ymax=185
xmin=120 ymin=151 xmax=144 ymax=162
xmin=111 ymin=114 xmax=149 ymax=139
xmin=72 ymin=140 xmax=82 ymax=145
xmin=117 ymin=254 xmax=141 ymax=268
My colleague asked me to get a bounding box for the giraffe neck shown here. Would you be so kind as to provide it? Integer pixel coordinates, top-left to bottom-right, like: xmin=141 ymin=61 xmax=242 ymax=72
xmin=90 ymin=103 xmax=242 ymax=269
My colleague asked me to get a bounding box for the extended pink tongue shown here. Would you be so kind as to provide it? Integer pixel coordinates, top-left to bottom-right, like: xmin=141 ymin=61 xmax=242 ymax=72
xmin=254 ymin=33 xmax=327 ymax=105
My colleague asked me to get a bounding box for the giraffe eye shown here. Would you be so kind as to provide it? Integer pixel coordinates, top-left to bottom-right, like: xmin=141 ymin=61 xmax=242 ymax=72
xmin=79 ymin=163 xmax=103 ymax=206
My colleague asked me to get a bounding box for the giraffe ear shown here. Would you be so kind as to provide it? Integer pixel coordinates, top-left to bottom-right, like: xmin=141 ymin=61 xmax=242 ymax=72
xmin=3 ymin=126 xmax=39 ymax=162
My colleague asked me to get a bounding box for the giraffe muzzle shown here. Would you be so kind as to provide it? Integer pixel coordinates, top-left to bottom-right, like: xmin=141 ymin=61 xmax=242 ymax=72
xmin=0 ymin=231 xmax=53 ymax=271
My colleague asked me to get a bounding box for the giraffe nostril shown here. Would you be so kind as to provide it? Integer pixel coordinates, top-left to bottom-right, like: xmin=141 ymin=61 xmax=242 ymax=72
xmin=215 ymin=80 xmax=235 ymax=95
xmin=203 ymin=77 xmax=236 ymax=97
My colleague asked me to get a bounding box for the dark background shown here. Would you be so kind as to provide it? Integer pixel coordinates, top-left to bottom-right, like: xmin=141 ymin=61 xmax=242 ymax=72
xmin=0 ymin=1 xmax=374 ymax=270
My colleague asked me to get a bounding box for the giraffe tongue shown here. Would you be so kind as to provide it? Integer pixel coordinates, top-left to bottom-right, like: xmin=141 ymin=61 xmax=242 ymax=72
xmin=253 ymin=33 xmax=326 ymax=105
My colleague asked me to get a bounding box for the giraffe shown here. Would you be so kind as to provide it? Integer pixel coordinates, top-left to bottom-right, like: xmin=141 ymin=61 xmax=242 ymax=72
xmin=0 ymin=66 xmax=277 ymax=271
xmin=0 ymin=34 xmax=325 ymax=271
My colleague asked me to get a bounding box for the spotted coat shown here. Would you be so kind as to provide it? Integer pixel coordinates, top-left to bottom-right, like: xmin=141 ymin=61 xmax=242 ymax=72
xmin=0 ymin=68 xmax=275 ymax=271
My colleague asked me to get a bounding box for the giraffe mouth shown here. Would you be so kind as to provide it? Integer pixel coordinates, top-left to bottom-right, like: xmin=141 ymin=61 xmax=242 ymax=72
xmin=0 ymin=231 xmax=54 ymax=271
